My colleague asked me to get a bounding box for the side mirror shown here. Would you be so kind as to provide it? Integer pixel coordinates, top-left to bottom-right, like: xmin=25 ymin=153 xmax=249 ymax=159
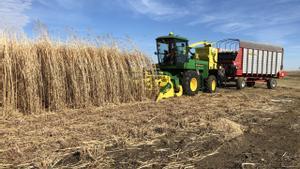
xmin=154 ymin=52 xmax=158 ymax=55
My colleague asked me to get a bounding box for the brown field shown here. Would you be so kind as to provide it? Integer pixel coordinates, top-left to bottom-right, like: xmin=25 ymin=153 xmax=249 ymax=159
xmin=0 ymin=71 xmax=299 ymax=169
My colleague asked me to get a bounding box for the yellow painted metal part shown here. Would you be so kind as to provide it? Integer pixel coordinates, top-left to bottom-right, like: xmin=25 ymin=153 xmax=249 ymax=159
xmin=155 ymin=75 xmax=183 ymax=102
xmin=189 ymin=41 xmax=212 ymax=48
xmin=189 ymin=41 xmax=218 ymax=70
xmin=190 ymin=78 xmax=198 ymax=92
xmin=175 ymin=85 xmax=183 ymax=97
xmin=143 ymin=71 xmax=183 ymax=102
xmin=212 ymin=79 xmax=217 ymax=92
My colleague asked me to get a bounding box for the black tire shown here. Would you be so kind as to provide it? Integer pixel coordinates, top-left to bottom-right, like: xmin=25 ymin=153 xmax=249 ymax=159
xmin=267 ymin=78 xmax=277 ymax=89
xmin=206 ymin=75 xmax=217 ymax=93
xmin=236 ymin=77 xmax=246 ymax=90
xmin=246 ymin=81 xmax=255 ymax=87
xmin=182 ymin=71 xmax=200 ymax=96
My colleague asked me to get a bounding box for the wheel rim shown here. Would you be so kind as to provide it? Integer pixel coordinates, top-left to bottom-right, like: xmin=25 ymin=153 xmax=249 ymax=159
xmin=212 ymin=80 xmax=216 ymax=91
xmin=272 ymin=81 xmax=276 ymax=87
xmin=190 ymin=78 xmax=198 ymax=92
xmin=242 ymin=81 xmax=246 ymax=88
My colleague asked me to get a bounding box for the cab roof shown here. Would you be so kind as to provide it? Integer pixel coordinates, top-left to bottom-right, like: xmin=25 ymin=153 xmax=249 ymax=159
xmin=156 ymin=33 xmax=188 ymax=42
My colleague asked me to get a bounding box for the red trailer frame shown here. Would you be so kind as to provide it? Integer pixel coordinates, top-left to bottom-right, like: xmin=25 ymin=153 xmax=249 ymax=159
xmin=216 ymin=39 xmax=286 ymax=89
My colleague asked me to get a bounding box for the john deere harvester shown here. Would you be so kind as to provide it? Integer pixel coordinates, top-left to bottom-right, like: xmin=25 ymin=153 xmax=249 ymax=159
xmin=150 ymin=32 xmax=219 ymax=101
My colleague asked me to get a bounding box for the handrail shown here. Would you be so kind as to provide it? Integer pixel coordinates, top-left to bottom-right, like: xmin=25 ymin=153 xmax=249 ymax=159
xmin=189 ymin=41 xmax=213 ymax=48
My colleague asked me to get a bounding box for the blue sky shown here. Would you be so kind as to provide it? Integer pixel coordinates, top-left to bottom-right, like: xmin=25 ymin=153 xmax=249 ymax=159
xmin=0 ymin=0 xmax=300 ymax=70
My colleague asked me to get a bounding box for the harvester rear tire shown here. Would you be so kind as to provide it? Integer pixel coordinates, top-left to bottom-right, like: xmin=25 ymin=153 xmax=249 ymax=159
xmin=206 ymin=75 xmax=217 ymax=93
xmin=236 ymin=77 xmax=246 ymax=90
xmin=267 ymin=78 xmax=277 ymax=89
xmin=182 ymin=71 xmax=200 ymax=96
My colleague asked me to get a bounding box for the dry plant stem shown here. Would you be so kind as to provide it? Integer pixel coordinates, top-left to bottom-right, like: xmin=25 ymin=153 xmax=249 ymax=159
xmin=0 ymin=33 xmax=155 ymax=114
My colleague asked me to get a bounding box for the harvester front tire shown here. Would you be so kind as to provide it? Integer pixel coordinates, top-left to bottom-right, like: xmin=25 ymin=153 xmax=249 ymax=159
xmin=182 ymin=71 xmax=199 ymax=96
xmin=206 ymin=75 xmax=217 ymax=93
xmin=267 ymin=78 xmax=277 ymax=89
xmin=236 ymin=77 xmax=246 ymax=90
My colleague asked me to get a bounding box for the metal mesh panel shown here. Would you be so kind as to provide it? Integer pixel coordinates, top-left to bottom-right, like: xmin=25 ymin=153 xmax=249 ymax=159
xmin=267 ymin=51 xmax=272 ymax=74
xmin=258 ymin=50 xmax=263 ymax=74
xmin=277 ymin=53 xmax=282 ymax=72
xmin=253 ymin=50 xmax=258 ymax=74
xmin=243 ymin=48 xmax=248 ymax=73
xmin=263 ymin=51 xmax=268 ymax=74
xmin=272 ymin=52 xmax=277 ymax=75
xmin=247 ymin=49 xmax=253 ymax=74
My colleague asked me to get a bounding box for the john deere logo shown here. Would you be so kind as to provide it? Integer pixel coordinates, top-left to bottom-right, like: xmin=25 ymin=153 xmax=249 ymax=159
xmin=196 ymin=64 xmax=204 ymax=67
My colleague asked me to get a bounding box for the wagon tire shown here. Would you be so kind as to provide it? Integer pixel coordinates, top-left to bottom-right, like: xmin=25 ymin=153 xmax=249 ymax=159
xmin=236 ymin=77 xmax=246 ymax=90
xmin=267 ymin=78 xmax=277 ymax=89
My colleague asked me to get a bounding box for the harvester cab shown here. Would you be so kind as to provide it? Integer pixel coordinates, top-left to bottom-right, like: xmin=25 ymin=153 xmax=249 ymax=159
xmin=156 ymin=32 xmax=189 ymax=65
xmin=150 ymin=32 xmax=219 ymax=101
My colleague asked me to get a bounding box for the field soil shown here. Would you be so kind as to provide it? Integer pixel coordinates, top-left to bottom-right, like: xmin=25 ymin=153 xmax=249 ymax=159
xmin=1 ymin=72 xmax=300 ymax=169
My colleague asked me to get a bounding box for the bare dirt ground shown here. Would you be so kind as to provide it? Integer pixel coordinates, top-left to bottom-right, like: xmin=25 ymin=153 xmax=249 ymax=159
xmin=1 ymin=72 xmax=300 ymax=169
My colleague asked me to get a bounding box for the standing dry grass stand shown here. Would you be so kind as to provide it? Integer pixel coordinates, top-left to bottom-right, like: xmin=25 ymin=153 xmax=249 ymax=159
xmin=0 ymin=33 xmax=155 ymax=114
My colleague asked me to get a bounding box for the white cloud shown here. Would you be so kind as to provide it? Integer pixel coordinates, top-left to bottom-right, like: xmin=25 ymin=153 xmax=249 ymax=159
xmin=127 ymin=0 xmax=189 ymax=20
xmin=56 ymin=0 xmax=80 ymax=9
xmin=216 ymin=22 xmax=253 ymax=34
xmin=184 ymin=0 xmax=300 ymax=45
xmin=36 ymin=0 xmax=83 ymax=9
xmin=0 ymin=0 xmax=32 ymax=31
xmin=35 ymin=0 xmax=52 ymax=7
xmin=188 ymin=15 xmax=217 ymax=26
xmin=125 ymin=0 xmax=300 ymax=38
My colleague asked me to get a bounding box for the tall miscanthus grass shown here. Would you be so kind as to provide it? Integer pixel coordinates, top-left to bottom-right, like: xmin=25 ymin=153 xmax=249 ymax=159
xmin=0 ymin=32 xmax=155 ymax=114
